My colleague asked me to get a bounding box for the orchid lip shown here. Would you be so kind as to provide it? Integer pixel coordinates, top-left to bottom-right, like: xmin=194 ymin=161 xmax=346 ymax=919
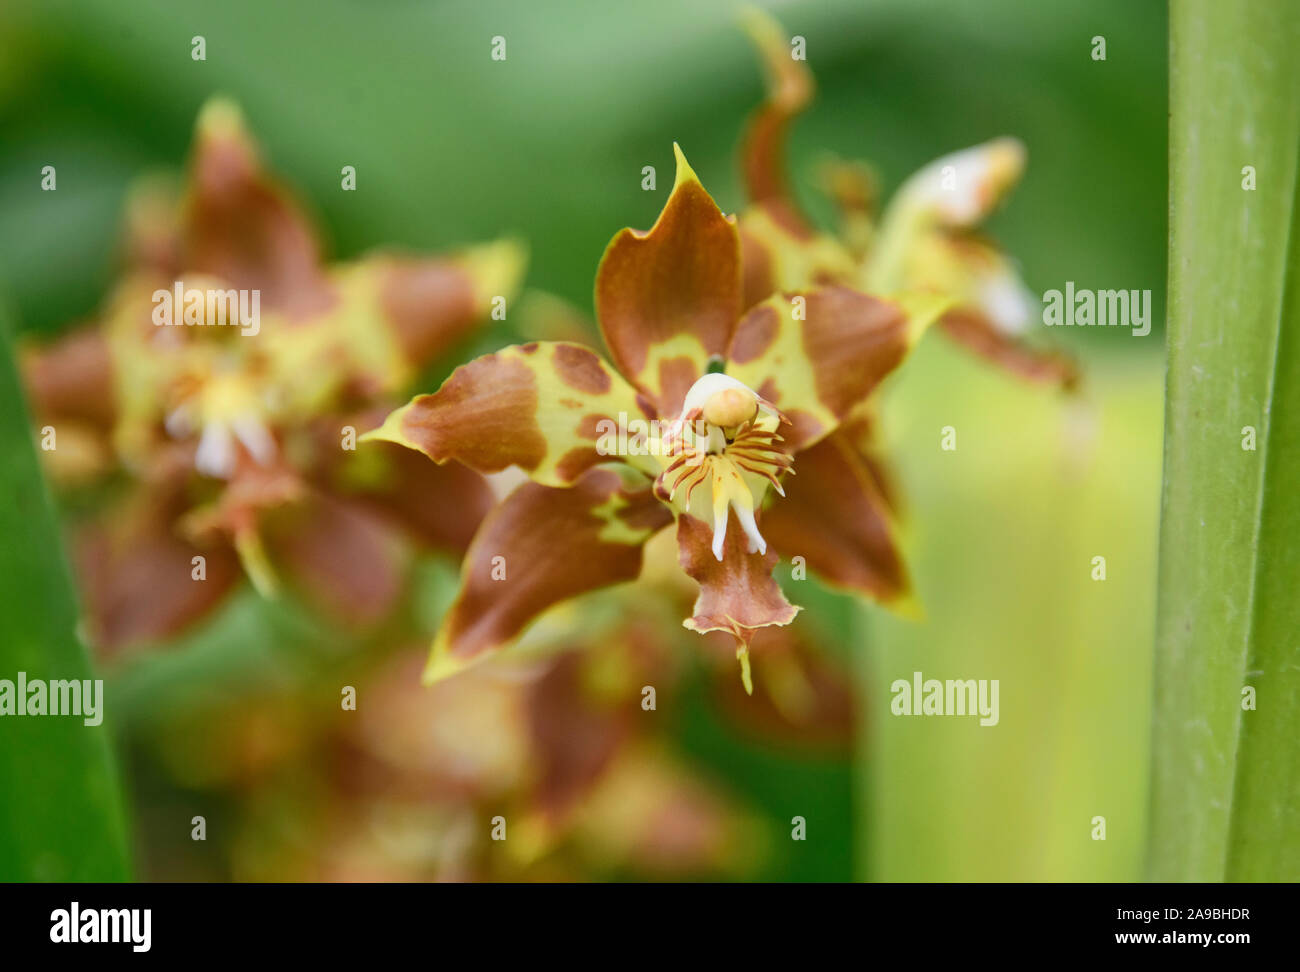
xmin=660 ymin=373 xmax=792 ymax=561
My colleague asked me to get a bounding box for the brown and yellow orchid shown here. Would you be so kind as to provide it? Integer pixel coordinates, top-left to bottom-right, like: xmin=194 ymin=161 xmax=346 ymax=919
xmin=364 ymin=11 xmax=1079 ymax=696
xmin=698 ymin=7 xmax=1082 ymax=630
xmin=736 ymin=8 xmax=1077 ymax=389
xmin=22 ymin=98 xmax=523 ymax=656
xmin=366 ymin=146 xmax=947 ymax=690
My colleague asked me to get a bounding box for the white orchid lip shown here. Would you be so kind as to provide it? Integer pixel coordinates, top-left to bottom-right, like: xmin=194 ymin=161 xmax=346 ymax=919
xmin=977 ymin=270 xmax=1035 ymax=336
xmin=191 ymin=414 xmax=276 ymax=479
xmin=658 ymin=373 xmax=793 ymax=561
xmin=904 ymin=137 xmax=1026 ymax=228
xmin=167 ymin=370 xmax=278 ymax=479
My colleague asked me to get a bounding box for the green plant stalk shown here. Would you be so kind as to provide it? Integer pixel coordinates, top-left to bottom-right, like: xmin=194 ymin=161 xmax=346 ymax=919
xmin=0 ymin=308 xmax=131 ymax=881
xmin=1149 ymin=0 xmax=1300 ymax=881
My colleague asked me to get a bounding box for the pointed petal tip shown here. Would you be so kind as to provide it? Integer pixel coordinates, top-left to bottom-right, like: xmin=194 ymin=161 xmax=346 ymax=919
xmin=421 ymin=625 xmax=483 ymax=685
xmin=461 ymin=236 xmax=530 ymax=309
xmin=359 ymin=397 xmax=446 ymax=458
xmin=671 ymin=142 xmax=701 ymax=191
xmin=357 ymin=411 xmax=404 ymax=447
xmin=196 ymin=96 xmax=249 ymax=142
xmin=989 ymin=135 xmax=1027 ymax=171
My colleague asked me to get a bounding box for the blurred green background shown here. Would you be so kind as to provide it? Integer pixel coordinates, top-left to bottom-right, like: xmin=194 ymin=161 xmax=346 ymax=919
xmin=0 ymin=0 xmax=1167 ymax=881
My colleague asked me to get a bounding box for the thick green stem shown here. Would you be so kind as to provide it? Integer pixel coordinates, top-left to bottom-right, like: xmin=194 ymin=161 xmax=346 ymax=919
xmin=1149 ymin=0 xmax=1300 ymax=881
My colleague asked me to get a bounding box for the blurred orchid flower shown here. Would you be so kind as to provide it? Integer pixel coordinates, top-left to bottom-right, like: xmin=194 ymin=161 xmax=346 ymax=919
xmin=197 ymin=625 xmax=761 ymax=881
xmin=21 ymin=98 xmax=524 ymax=656
xmin=736 ymin=7 xmax=1077 ymax=388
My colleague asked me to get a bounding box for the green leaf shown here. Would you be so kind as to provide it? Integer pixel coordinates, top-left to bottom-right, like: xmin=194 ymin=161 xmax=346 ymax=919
xmin=1149 ymin=0 xmax=1300 ymax=881
xmin=0 ymin=305 xmax=132 ymax=881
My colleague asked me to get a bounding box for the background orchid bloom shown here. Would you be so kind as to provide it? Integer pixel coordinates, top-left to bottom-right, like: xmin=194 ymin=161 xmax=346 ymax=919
xmin=737 ymin=8 xmax=1076 ymax=389
xmin=367 ymin=145 xmax=946 ymax=690
xmin=704 ymin=8 xmax=1082 ymax=620
xmin=21 ymin=98 xmax=523 ymax=657
xmin=147 ymin=609 xmax=763 ymax=882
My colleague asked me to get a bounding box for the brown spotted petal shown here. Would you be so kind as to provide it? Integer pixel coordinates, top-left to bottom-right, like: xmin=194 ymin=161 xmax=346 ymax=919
xmin=906 ymin=233 xmax=1077 ymax=389
xmin=526 ymin=651 xmax=634 ymax=820
xmin=676 ymin=512 xmax=799 ymax=647
xmin=19 ymin=328 xmax=117 ymax=432
xmin=835 ymin=405 xmax=903 ymax=513
xmin=941 ymin=308 xmax=1079 ymax=389
xmin=595 ymin=145 xmax=740 ymax=417
xmin=726 ymin=285 xmax=948 ymax=451
xmin=261 ymin=490 xmax=410 ymax=628
xmin=363 ymin=341 xmax=646 ymax=487
xmin=345 ymin=255 xmax=479 ymax=378
xmin=425 ymin=467 xmax=673 ymax=681
xmin=299 ymin=408 xmax=494 ymax=557
xmin=182 ymin=99 xmax=332 ymax=317
xmin=329 ymin=239 xmax=528 ymax=391
xmin=76 ymin=488 xmax=242 ymax=659
xmin=739 ymin=222 xmax=781 ymax=314
xmin=527 ymin=619 xmax=679 ymax=820
xmin=760 ymin=430 xmax=910 ymax=604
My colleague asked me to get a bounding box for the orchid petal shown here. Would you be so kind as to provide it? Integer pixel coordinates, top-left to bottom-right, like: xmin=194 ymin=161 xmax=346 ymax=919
xmin=595 ymin=145 xmax=740 ymax=417
xmin=676 ymin=511 xmax=800 ymax=650
xmin=425 ymin=467 xmax=672 ymax=681
xmin=363 ymin=341 xmax=649 ymax=487
xmin=904 ymin=233 xmax=1078 ymax=388
xmin=726 ymin=285 xmax=949 ymax=451
xmin=182 ymin=98 xmax=334 ymax=317
xmin=761 ymin=430 xmax=913 ymax=605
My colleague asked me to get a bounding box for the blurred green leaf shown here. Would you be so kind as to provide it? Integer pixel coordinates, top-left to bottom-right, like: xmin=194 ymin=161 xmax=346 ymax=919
xmin=859 ymin=344 xmax=1161 ymax=881
xmin=0 ymin=305 xmax=131 ymax=881
xmin=1148 ymin=0 xmax=1300 ymax=882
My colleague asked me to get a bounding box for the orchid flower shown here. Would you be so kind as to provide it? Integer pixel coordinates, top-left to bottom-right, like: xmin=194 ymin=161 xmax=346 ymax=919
xmin=695 ymin=7 xmax=1080 ymax=620
xmin=183 ymin=623 xmax=758 ymax=880
xmin=22 ymin=98 xmax=522 ymax=655
xmin=367 ymin=146 xmax=947 ymax=691
xmin=736 ymin=8 xmax=1077 ymax=388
